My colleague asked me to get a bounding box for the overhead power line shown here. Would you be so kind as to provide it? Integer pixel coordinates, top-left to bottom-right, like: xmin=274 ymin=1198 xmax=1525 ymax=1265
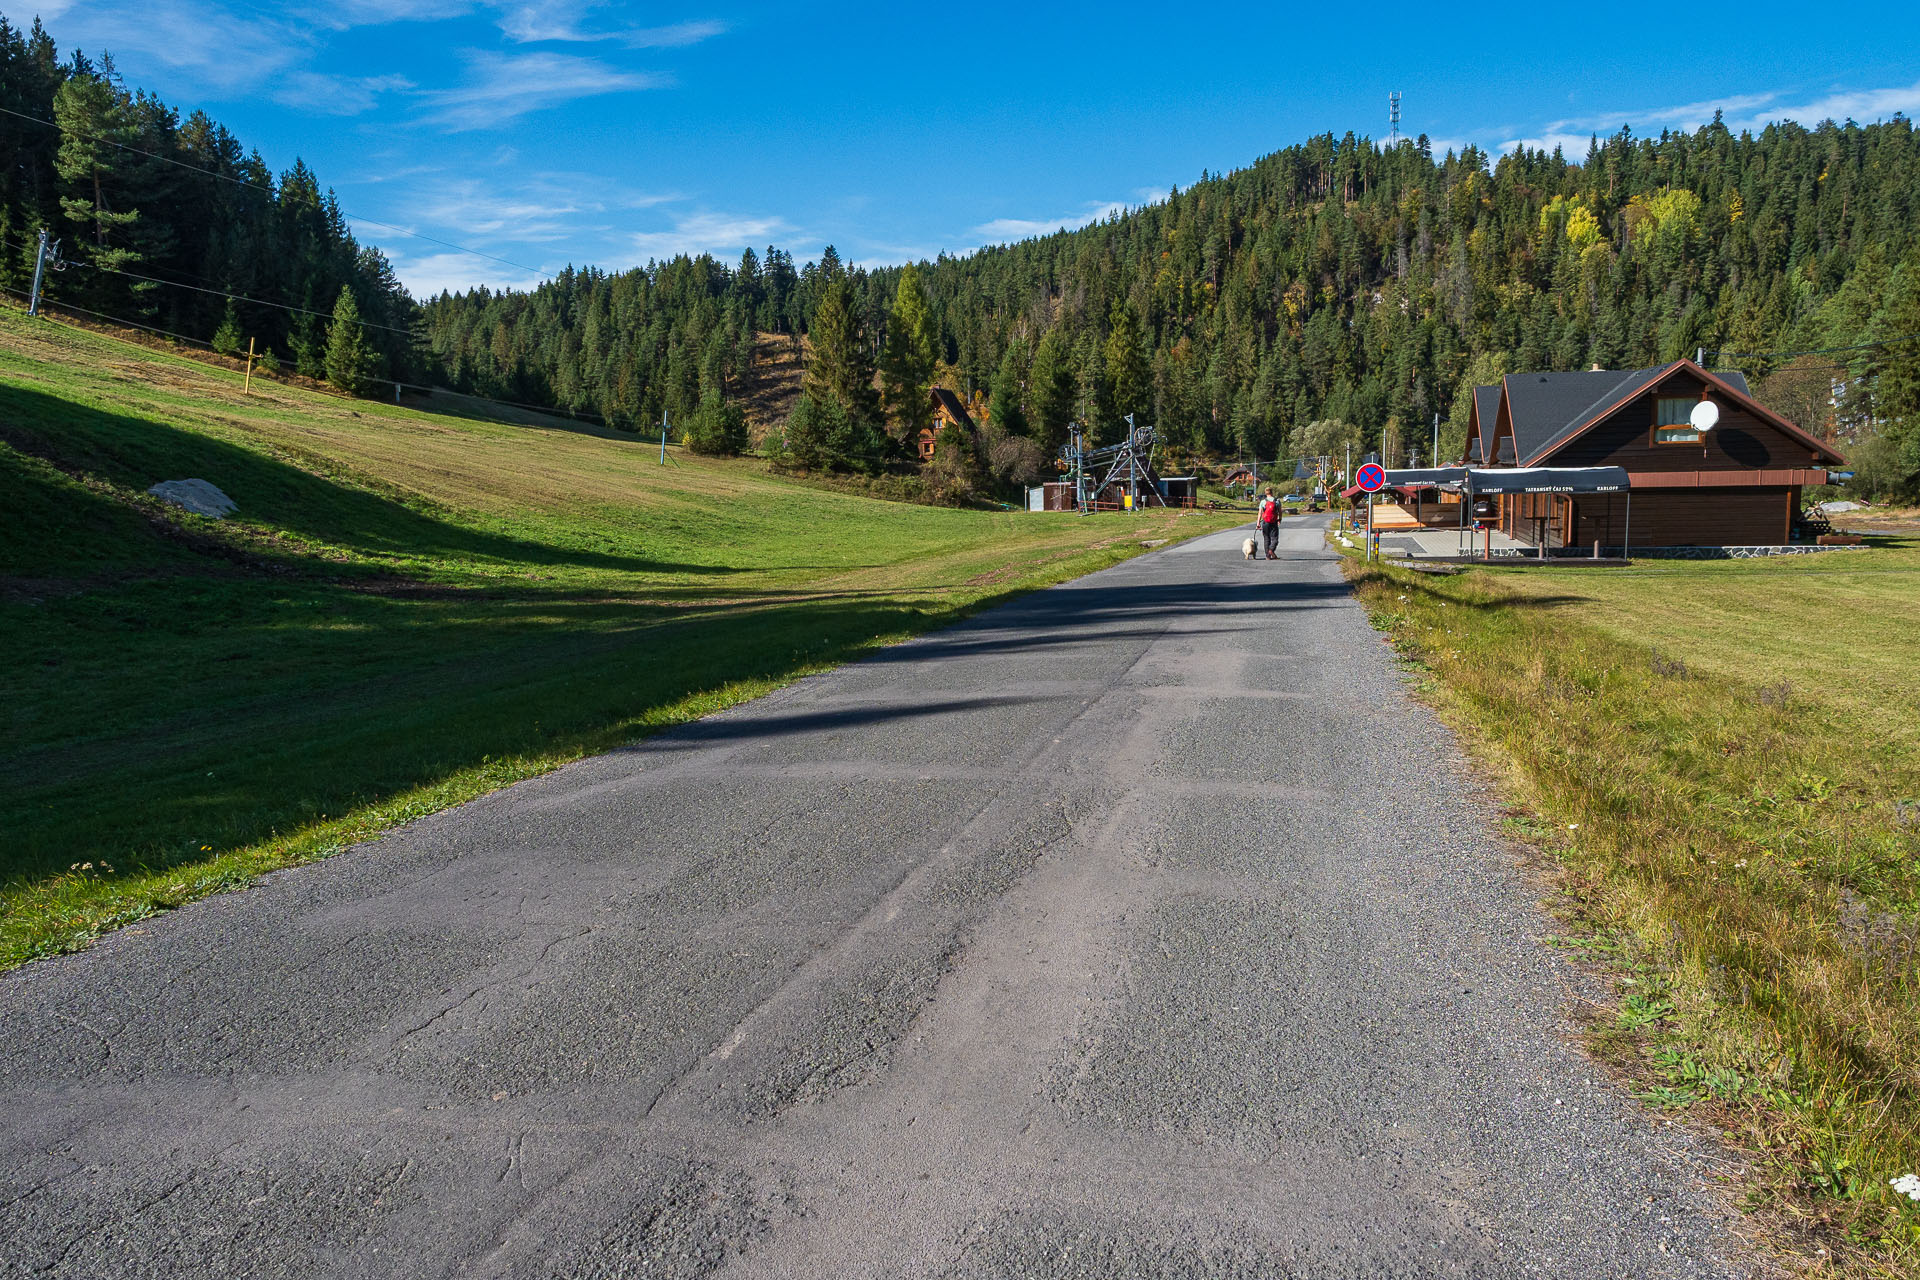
xmin=0 ymin=104 xmax=548 ymax=281
xmin=76 ymin=259 xmax=420 ymax=338
xmin=4 ymin=292 xmax=612 ymax=425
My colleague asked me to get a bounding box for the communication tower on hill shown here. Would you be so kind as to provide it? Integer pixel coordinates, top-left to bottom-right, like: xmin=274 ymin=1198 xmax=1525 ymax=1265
xmin=1387 ymin=92 xmax=1402 ymax=145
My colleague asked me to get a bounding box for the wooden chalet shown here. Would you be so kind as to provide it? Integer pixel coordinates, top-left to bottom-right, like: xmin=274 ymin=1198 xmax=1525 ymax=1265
xmin=920 ymin=387 xmax=978 ymax=463
xmin=1473 ymin=359 xmax=1843 ymax=549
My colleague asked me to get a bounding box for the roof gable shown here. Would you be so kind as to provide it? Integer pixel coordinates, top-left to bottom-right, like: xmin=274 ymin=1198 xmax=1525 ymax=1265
xmin=1469 ymin=385 xmax=1501 ymax=462
xmin=1502 ymin=370 xmax=1646 ymax=463
xmin=929 ymin=386 xmax=977 ymax=433
xmin=1517 ymin=360 xmax=1842 ymax=466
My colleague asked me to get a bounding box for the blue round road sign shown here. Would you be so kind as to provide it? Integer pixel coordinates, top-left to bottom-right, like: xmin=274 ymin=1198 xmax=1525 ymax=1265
xmin=1356 ymin=462 xmax=1386 ymax=492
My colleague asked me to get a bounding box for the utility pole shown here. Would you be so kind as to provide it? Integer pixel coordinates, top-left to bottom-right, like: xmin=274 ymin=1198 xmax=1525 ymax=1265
xmin=660 ymin=413 xmax=669 ymax=464
xmin=27 ymin=230 xmax=53 ymax=316
xmin=1432 ymin=411 xmax=1440 ymax=465
xmin=244 ymin=336 xmax=256 ymax=393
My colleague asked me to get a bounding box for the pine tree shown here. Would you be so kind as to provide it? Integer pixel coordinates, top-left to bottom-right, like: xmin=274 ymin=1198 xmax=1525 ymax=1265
xmin=1028 ymin=326 xmax=1077 ymax=454
xmin=324 ymin=285 xmax=380 ymax=395
xmin=52 ymin=72 xmax=143 ymax=294
xmin=880 ymin=264 xmax=937 ymax=441
xmin=1875 ymin=254 xmax=1920 ymax=488
xmin=802 ymin=275 xmax=882 ymax=433
xmin=989 ymin=342 xmax=1030 ymax=437
xmin=1105 ymin=301 xmax=1149 ymax=430
xmin=683 ymin=388 xmax=748 ymax=455
xmin=211 ymin=300 xmax=242 ymax=356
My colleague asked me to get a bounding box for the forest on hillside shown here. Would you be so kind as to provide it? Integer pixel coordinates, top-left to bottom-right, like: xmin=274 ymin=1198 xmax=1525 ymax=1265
xmin=3 ymin=17 xmax=1917 ymax=498
xmin=0 ymin=19 xmax=416 ymax=387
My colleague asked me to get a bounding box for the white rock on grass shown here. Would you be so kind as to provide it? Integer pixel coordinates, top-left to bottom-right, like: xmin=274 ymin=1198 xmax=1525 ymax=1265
xmin=147 ymin=479 xmax=237 ymax=519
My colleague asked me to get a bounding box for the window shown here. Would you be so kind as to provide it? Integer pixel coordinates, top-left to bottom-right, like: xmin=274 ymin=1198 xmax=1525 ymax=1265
xmin=1653 ymin=396 xmax=1702 ymax=444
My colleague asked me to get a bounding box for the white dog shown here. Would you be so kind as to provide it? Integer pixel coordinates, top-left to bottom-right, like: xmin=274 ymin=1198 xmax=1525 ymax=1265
xmin=1242 ymin=536 xmax=1259 ymax=560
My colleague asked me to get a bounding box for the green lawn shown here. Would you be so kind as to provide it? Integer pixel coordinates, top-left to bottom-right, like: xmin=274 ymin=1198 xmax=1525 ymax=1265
xmin=0 ymin=308 xmax=1236 ymax=966
xmin=1347 ymin=543 xmax=1920 ymax=1273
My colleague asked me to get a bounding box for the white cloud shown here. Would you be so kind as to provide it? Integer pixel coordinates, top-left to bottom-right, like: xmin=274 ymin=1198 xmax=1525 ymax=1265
xmin=386 ymin=249 xmax=547 ymax=298
xmin=273 ymin=71 xmax=413 ymax=116
xmin=307 ymin=0 xmax=475 ymax=26
xmin=396 ymin=174 xmax=677 ymax=244
xmin=1764 ymin=81 xmax=1920 ymax=128
xmin=628 ymin=211 xmax=795 ymax=262
xmin=1498 ymin=80 xmax=1920 ymax=153
xmin=970 ymin=201 xmax=1128 ymax=244
xmin=38 ymin=0 xmax=306 ymax=92
xmin=415 ymin=50 xmax=665 ymax=130
xmin=493 ymin=7 xmax=727 ymax=48
xmin=617 ymin=19 xmax=727 ymax=49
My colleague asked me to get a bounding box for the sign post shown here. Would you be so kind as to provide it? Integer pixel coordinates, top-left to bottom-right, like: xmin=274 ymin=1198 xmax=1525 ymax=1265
xmin=1355 ymin=462 xmax=1386 ymax=561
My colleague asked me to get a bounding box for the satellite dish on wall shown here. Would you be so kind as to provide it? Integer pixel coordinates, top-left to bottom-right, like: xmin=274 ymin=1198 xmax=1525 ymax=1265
xmin=1690 ymin=400 xmax=1720 ymax=432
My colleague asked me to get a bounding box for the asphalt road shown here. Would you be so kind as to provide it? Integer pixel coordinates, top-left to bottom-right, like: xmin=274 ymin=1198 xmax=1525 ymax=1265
xmin=1 ymin=514 xmax=1745 ymax=1279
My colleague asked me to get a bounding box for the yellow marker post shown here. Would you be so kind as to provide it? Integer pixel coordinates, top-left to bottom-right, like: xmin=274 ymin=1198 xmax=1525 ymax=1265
xmin=244 ymin=336 xmax=255 ymax=394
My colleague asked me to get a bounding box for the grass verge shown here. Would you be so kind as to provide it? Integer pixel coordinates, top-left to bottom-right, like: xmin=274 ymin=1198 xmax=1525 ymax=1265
xmin=1 ymin=307 xmax=1238 ymax=967
xmin=1344 ymin=542 xmax=1920 ymax=1276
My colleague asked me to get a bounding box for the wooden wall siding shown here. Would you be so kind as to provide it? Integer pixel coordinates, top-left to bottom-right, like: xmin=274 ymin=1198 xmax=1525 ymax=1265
xmin=1566 ymin=487 xmax=1793 ymax=547
xmin=1629 ymin=468 xmax=1827 ymax=487
xmin=1547 ymin=371 xmax=1825 ymax=472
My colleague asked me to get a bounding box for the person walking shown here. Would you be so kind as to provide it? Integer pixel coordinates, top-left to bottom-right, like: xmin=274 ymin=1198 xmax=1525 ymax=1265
xmin=1256 ymin=486 xmax=1281 ymax=559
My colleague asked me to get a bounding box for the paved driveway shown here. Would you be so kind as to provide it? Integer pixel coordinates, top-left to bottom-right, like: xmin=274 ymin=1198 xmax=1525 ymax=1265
xmin=0 ymin=515 xmax=1742 ymax=1278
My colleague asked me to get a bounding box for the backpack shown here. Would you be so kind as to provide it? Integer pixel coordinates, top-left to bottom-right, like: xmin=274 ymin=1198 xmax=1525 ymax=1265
xmin=1259 ymin=498 xmax=1276 ymax=524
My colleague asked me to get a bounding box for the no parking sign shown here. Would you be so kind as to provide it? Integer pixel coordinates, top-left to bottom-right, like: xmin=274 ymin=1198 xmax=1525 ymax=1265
xmin=1356 ymin=462 xmax=1386 ymax=492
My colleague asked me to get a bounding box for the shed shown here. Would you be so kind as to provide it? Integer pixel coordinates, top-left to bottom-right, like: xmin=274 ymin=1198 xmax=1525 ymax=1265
xmin=1155 ymin=475 xmax=1198 ymax=507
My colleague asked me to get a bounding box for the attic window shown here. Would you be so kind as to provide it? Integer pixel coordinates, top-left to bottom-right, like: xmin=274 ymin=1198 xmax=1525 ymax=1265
xmin=1653 ymin=396 xmax=1702 ymax=444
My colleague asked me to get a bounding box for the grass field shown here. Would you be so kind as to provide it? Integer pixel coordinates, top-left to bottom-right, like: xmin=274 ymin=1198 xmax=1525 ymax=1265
xmin=1347 ymin=544 xmax=1920 ymax=1272
xmin=0 ymin=307 xmax=1236 ymax=967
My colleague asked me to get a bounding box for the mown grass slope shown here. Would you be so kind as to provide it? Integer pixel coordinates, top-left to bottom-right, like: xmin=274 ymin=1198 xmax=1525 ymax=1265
xmin=0 ymin=308 xmax=1234 ymax=966
xmin=1348 ymin=546 xmax=1920 ymax=1273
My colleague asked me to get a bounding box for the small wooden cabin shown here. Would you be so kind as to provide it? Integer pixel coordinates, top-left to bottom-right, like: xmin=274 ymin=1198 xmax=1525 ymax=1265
xmin=1473 ymin=360 xmax=1843 ymax=548
xmin=920 ymin=387 xmax=978 ymax=462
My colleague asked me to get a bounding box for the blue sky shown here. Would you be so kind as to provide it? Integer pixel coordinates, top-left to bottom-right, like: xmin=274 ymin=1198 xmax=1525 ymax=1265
xmin=11 ymin=1 xmax=1920 ymax=297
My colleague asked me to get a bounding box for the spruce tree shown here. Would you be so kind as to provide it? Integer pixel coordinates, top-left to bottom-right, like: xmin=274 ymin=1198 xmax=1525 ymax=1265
xmin=802 ymin=275 xmax=881 ymax=433
xmin=989 ymin=343 xmax=1030 ymax=437
xmin=211 ymin=300 xmax=242 ymax=356
xmin=1029 ymin=326 xmax=1077 ymax=454
xmin=1876 ymin=254 xmax=1920 ymax=487
xmin=324 ymin=285 xmax=379 ymax=395
xmin=880 ymin=264 xmax=937 ymax=441
xmin=1105 ymin=301 xmax=1149 ymax=430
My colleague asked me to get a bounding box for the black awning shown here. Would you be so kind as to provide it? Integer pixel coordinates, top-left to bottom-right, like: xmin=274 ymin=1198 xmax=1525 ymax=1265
xmin=1383 ymin=467 xmax=1469 ymax=489
xmin=1449 ymin=466 xmax=1629 ymax=494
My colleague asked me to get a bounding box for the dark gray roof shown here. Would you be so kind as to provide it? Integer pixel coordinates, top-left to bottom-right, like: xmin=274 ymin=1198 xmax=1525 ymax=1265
xmin=929 ymin=386 xmax=976 ymax=433
xmin=1499 ymin=365 xmax=1756 ymax=465
xmin=1471 ymin=385 xmax=1501 ymax=461
xmin=1501 ymin=369 xmax=1653 ymax=464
